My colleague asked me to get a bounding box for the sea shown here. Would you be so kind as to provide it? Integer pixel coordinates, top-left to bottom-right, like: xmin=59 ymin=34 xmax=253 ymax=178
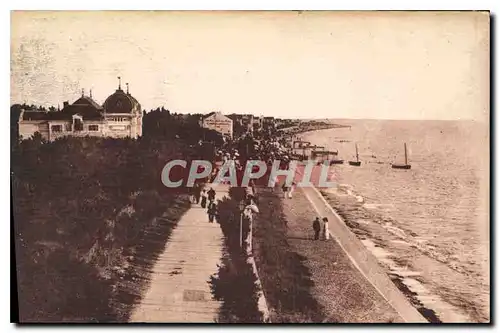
xmin=300 ymin=119 xmax=489 ymax=323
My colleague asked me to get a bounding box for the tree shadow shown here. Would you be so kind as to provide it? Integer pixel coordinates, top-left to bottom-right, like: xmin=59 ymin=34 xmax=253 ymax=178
xmin=208 ymin=188 xmax=263 ymax=323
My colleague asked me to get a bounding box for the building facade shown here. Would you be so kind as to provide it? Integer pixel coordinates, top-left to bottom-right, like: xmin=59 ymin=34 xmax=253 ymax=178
xmin=201 ymin=112 xmax=233 ymax=139
xmin=240 ymin=114 xmax=254 ymax=132
xmin=18 ymin=81 xmax=143 ymax=142
xmin=252 ymin=116 xmax=263 ymax=132
xmin=228 ymin=113 xmax=254 ymax=133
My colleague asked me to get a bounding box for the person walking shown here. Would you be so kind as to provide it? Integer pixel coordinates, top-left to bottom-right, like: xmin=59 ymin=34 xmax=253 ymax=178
xmin=249 ymin=179 xmax=256 ymax=194
xmin=207 ymin=201 xmax=218 ymax=223
xmin=322 ymin=217 xmax=330 ymax=240
xmin=282 ymin=182 xmax=290 ymax=199
xmin=200 ymin=189 xmax=208 ymax=208
xmin=288 ymin=181 xmax=296 ymax=199
xmin=194 ymin=183 xmax=202 ymax=204
xmin=207 ymin=188 xmax=216 ymax=203
xmin=312 ymin=217 xmax=321 ymax=240
xmin=190 ymin=186 xmax=197 ymax=203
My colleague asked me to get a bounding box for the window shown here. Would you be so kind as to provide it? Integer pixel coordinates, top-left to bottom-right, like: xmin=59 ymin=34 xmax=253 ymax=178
xmin=88 ymin=125 xmax=99 ymax=131
xmin=65 ymin=124 xmax=72 ymax=131
xmin=51 ymin=125 xmax=62 ymax=132
xmin=74 ymin=119 xmax=83 ymax=131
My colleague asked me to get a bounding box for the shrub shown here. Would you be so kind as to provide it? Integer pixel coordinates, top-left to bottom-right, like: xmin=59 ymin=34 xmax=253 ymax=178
xmin=209 ymin=187 xmax=262 ymax=323
xmin=12 ymin=109 xmax=218 ymax=322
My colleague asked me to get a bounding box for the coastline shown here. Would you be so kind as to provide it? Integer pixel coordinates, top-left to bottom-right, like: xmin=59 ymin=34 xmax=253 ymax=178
xmin=295 ymin=126 xmax=489 ymax=323
xmin=319 ymin=187 xmax=480 ymax=322
xmin=252 ymin=185 xmax=408 ymax=323
xmin=279 ymin=122 xmax=350 ymax=137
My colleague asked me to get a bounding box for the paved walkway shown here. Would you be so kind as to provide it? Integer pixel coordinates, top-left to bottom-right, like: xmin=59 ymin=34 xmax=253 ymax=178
xmin=129 ymin=184 xmax=229 ymax=323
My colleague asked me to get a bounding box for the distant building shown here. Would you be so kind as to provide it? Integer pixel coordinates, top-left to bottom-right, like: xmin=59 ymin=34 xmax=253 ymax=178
xmin=227 ymin=114 xmax=241 ymax=124
xmin=252 ymin=116 xmax=263 ymax=131
xmin=18 ymin=80 xmax=143 ymax=142
xmin=263 ymin=116 xmax=276 ymax=129
xmin=201 ymin=112 xmax=233 ymax=139
xmin=241 ymin=114 xmax=254 ymax=132
xmin=228 ymin=113 xmax=254 ymax=133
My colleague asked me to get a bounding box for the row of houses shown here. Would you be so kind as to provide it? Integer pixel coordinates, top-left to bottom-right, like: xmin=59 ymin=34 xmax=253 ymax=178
xmin=199 ymin=112 xmax=295 ymax=139
xmin=226 ymin=114 xmax=288 ymax=132
xmin=16 ymin=80 xmax=294 ymax=142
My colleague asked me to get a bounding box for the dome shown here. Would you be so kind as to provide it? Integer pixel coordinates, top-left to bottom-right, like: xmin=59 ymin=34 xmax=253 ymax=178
xmin=127 ymin=94 xmax=141 ymax=111
xmin=103 ymin=87 xmax=141 ymax=114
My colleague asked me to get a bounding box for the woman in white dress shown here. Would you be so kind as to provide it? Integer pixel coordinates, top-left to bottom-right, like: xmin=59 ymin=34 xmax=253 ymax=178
xmin=288 ymin=181 xmax=296 ymax=199
xmin=322 ymin=217 xmax=330 ymax=240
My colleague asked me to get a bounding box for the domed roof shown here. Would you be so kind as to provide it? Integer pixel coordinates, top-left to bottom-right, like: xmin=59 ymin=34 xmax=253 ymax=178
xmin=103 ymin=86 xmax=141 ymax=114
xmin=127 ymin=94 xmax=141 ymax=111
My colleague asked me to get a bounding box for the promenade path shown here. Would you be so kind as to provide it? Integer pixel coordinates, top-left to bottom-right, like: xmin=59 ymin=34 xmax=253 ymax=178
xmin=129 ymin=184 xmax=229 ymax=323
xmin=299 ymin=185 xmax=427 ymax=323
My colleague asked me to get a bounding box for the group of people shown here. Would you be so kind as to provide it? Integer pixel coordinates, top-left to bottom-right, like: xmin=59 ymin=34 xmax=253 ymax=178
xmin=205 ymin=131 xmax=337 ymax=244
xmin=191 ymin=184 xmax=218 ymax=223
xmin=257 ymin=138 xmax=335 ymax=243
xmin=216 ymin=148 xmax=242 ymax=165
xmin=281 ymin=181 xmax=296 ymax=199
xmin=312 ymin=217 xmax=330 ymax=241
xmin=211 ymin=148 xmax=245 ymax=183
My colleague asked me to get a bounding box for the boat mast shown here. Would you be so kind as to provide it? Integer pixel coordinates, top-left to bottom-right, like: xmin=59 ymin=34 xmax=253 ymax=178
xmin=355 ymin=143 xmax=359 ymax=162
xmin=404 ymin=143 xmax=408 ymax=165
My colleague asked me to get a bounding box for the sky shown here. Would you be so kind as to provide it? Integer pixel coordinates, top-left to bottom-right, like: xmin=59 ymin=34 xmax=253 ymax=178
xmin=10 ymin=11 xmax=489 ymax=120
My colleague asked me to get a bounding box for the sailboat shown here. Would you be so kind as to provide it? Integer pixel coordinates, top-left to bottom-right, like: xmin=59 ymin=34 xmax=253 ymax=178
xmin=348 ymin=143 xmax=361 ymax=166
xmin=392 ymin=143 xmax=411 ymax=169
xmin=330 ymin=153 xmax=344 ymax=165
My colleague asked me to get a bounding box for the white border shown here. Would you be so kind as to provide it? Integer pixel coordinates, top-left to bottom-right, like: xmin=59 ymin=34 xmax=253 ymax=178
xmin=3 ymin=1 xmax=498 ymax=10
xmin=4 ymin=1 xmax=497 ymax=332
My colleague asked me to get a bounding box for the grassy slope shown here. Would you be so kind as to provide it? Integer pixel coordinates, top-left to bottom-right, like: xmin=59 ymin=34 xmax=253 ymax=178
xmin=252 ymin=187 xmax=325 ymax=323
xmin=12 ymin=136 xmax=193 ymax=322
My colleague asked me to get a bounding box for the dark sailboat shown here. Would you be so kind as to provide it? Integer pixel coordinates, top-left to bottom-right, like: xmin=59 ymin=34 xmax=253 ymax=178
xmin=392 ymin=143 xmax=411 ymax=169
xmin=348 ymin=143 xmax=361 ymax=166
xmin=330 ymin=155 xmax=344 ymax=165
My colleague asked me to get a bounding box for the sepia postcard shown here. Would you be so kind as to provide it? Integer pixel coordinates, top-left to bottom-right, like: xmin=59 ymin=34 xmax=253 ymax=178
xmin=10 ymin=10 xmax=490 ymax=324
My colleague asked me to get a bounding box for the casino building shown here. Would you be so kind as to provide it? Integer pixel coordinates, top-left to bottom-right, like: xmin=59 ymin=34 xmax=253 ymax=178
xmin=18 ymin=78 xmax=143 ymax=142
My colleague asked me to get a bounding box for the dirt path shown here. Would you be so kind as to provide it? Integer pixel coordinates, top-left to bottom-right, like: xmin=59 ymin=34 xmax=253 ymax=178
xmin=129 ymin=184 xmax=229 ymax=323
